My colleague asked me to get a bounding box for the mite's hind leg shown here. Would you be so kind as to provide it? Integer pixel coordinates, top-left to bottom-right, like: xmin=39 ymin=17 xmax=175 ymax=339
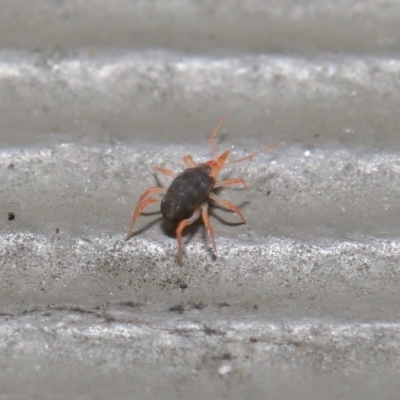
xmin=155 ymin=166 xmax=176 ymax=178
xmin=137 ymin=186 xmax=165 ymax=203
xmin=213 ymin=178 xmax=249 ymax=190
xmin=209 ymin=192 xmax=246 ymax=224
xmin=182 ymin=155 xmax=197 ymax=168
xmin=175 ymin=207 xmax=202 ymax=266
xmin=209 ymin=118 xmax=226 ymax=157
xmin=201 ymin=203 xmax=216 ymax=255
xmin=126 ymin=195 xmax=163 ymax=240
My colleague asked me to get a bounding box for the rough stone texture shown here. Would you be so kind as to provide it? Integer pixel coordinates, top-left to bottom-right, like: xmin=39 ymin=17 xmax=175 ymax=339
xmin=1 ymin=1 xmax=400 ymax=399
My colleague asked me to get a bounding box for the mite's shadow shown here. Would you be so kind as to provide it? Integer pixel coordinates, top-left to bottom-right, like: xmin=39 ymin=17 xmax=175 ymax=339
xmin=209 ymin=200 xmax=249 ymax=226
xmin=128 ymin=213 xmax=164 ymax=237
xmin=129 ymin=200 xmax=249 ymax=243
xmin=153 ymin=172 xmax=165 ymax=189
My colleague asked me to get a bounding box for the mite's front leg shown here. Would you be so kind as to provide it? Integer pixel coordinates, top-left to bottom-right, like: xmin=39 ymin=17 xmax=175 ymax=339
xmin=201 ymin=203 xmax=217 ymax=256
xmin=175 ymin=207 xmax=202 ymax=266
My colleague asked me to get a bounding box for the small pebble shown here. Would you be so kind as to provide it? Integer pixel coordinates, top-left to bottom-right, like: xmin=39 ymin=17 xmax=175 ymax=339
xmin=7 ymin=212 xmax=15 ymax=221
xmin=218 ymin=363 xmax=232 ymax=376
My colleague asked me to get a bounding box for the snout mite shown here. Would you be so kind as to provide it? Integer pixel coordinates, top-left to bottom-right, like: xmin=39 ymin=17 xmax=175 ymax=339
xmin=126 ymin=119 xmax=276 ymax=265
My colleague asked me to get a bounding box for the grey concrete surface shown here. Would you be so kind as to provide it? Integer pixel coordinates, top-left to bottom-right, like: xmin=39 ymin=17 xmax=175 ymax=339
xmin=1 ymin=1 xmax=400 ymax=399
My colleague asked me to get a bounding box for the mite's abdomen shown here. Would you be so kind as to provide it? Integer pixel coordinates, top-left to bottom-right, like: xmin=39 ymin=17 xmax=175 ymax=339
xmin=161 ymin=166 xmax=214 ymax=222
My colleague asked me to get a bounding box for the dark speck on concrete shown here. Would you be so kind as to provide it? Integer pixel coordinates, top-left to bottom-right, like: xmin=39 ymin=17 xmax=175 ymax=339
xmin=169 ymin=304 xmax=184 ymax=314
xmin=204 ymin=326 xmax=218 ymax=335
xmin=191 ymin=301 xmax=205 ymax=310
xmin=221 ymin=353 xmax=231 ymax=360
xmin=7 ymin=212 xmax=15 ymax=221
xmin=169 ymin=302 xmax=205 ymax=313
xmin=118 ymin=301 xmax=141 ymax=308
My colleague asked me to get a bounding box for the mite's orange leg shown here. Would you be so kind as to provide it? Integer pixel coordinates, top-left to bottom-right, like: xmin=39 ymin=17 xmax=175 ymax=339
xmin=126 ymin=197 xmax=161 ymax=240
xmin=226 ymin=144 xmax=277 ymax=165
xmin=136 ymin=186 xmax=166 ymax=204
xmin=182 ymin=154 xmax=197 ymax=168
xmin=155 ymin=166 xmax=176 ymax=178
xmin=213 ymin=178 xmax=249 ymax=190
xmin=201 ymin=203 xmax=216 ymax=254
xmin=175 ymin=207 xmax=202 ymax=266
xmin=209 ymin=118 xmax=226 ymax=158
xmin=209 ymin=193 xmax=246 ymax=223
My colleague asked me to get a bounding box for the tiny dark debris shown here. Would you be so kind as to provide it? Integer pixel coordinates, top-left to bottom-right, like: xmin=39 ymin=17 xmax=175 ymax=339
xmin=250 ymin=337 xmax=258 ymax=343
xmin=118 ymin=301 xmax=141 ymax=308
xmin=49 ymin=305 xmax=96 ymax=315
xmin=0 ymin=312 xmax=14 ymax=317
xmin=104 ymin=314 xmax=117 ymax=323
xmin=7 ymin=163 xmax=14 ymax=169
xmin=191 ymin=301 xmax=205 ymax=310
xmin=221 ymin=353 xmax=231 ymax=360
xmin=169 ymin=304 xmax=185 ymax=314
xmin=169 ymin=301 xmax=205 ymax=313
xmin=7 ymin=212 xmax=15 ymax=221
xmin=266 ymin=190 xmax=271 ymax=196
xmin=21 ymin=306 xmax=41 ymax=315
xmin=179 ymin=283 xmax=188 ymax=290
xmin=204 ymin=326 xmax=218 ymax=336
xmin=253 ymin=304 xmax=258 ymax=310
xmin=217 ymin=302 xmax=230 ymax=307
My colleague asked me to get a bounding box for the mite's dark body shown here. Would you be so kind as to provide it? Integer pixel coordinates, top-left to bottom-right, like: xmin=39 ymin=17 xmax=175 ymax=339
xmin=161 ymin=164 xmax=214 ymax=222
xmin=125 ymin=119 xmax=275 ymax=265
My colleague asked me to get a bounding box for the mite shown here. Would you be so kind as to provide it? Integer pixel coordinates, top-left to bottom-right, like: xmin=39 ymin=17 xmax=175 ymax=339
xmin=126 ymin=120 xmax=276 ymax=265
